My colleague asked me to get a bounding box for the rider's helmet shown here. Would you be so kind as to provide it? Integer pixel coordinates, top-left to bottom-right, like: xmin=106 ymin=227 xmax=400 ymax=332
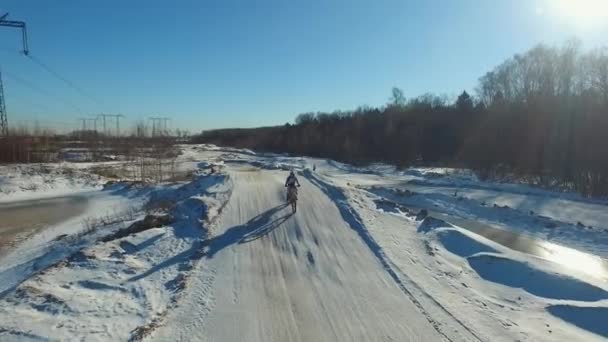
xmin=289 ymin=170 xmax=295 ymax=176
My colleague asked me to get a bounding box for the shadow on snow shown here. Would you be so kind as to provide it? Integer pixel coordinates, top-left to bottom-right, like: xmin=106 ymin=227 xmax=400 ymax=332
xmin=468 ymin=254 xmax=608 ymax=301
xmin=127 ymin=204 xmax=293 ymax=282
xmin=203 ymin=204 xmax=293 ymax=259
xmin=547 ymin=305 xmax=608 ymax=338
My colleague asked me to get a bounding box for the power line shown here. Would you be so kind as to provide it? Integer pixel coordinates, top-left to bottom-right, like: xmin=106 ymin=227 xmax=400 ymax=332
xmin=13 ymin=119 xmax=78 ymax=128
xmin=3 ymin=70 xmax=84 ymax=113
xmin=26 ymin=54 xmax=107 ymax=109
xmin=5 ymin=92 xmax=57 ymax=114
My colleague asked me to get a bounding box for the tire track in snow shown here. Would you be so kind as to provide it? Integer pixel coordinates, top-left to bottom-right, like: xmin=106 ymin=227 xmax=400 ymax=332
xmin=0 ymin=327 xmax=48 ymax=341
xmin=303 ymin=169 xmax=483 ymax=342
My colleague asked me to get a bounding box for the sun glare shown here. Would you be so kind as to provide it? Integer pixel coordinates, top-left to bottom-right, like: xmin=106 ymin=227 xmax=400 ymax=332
xmin=538 ymin=241 xmax=608 ymax=281
xmin=557 ymin=0 xmax=608 ymax=27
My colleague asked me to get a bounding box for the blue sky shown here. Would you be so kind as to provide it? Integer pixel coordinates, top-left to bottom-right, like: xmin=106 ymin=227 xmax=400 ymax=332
xmin=0 ymin=0 xmax=606 ymax=133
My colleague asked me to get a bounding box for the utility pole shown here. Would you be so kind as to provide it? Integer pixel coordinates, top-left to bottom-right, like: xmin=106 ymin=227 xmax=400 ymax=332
xmin=0 ymin=13 xmax=29 ymax=136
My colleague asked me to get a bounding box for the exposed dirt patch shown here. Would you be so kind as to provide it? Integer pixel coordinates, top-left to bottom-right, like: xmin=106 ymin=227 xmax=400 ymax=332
xmin=102 ymin=214 xmax=174 ymax=243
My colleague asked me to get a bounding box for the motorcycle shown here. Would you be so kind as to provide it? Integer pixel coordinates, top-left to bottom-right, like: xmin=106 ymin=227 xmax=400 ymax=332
xmin=286 ymin=185 xmax=300 ymax=213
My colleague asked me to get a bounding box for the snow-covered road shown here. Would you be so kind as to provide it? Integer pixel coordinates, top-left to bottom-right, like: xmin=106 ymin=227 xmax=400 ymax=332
xmin=153 ymin=166 xmax=442 ymax=341
xmin=2 ymin=146 xmax=607 ymax=341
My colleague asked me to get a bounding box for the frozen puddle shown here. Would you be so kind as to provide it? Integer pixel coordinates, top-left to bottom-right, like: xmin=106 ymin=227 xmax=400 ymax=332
xmin=0 ymin=195 xmax=89 ymax=254
xmin=376 ymin=200 xmax=608 ymax=281
xmin=431 ymin=212 xmax=608 ymax=281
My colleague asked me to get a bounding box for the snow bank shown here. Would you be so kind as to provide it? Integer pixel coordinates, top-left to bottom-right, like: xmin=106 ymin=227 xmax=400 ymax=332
xmin=419 ymin=216 xmax=608 ymax=297
xmin=435 ymin=228 xmax=499 ymax=257
xmin=0 ymin=171 xmax=233 ymax=341
xmin=0 ymin=227 xmax=175 ymax=340
xmin=0 ymin=164 xmax=104 ymax=203
xmin=370 ymin=185 xmax=608 ymax=258
xmin=417 ymin=217 xmax=505 ymax=258
xmin=189 ymin=144 xmax=256 ymax=156
xmin=414 ymin=212 xmax=608 ymax=340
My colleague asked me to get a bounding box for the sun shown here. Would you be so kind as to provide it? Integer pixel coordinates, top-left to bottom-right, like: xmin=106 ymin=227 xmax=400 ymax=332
xmin=556 ymin=0 xmax=608 ymax=27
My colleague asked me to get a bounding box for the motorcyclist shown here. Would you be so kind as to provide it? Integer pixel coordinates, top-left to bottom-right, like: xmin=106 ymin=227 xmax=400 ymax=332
xmin=285 ymin=170 xmax=301 ymax=204
xmin=285 ymin=170 xmax=300 ymax=188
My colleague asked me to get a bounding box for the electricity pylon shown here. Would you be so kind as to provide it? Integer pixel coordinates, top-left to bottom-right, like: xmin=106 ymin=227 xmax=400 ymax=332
xmin=148 ymin=117 xmax=170 ymax=136
xmin=0 ymin=72 xmax=7 ymax=136
xmin=0 ymin=13 xmax=29 ymax=136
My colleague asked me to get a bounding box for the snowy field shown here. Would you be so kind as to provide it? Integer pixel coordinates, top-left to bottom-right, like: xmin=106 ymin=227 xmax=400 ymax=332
xmin=0 ymin=144 xmax=606 ymax=341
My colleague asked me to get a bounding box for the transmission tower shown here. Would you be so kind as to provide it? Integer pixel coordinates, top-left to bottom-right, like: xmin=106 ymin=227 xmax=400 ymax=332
xmin=97 ymin=114 xmax=125 ymax=136
xmin=0 ymin=13 xmax=29 ymax=55
xmin=97 ymin=114 xmax=109 ymax=135
xmin=86 ymin=117 xmax=97 ymax=132
xmin=109 ymin=114 xmax=124 ymax=136
xmin=0 ymin=13 xmax=29 ymax=136
xmin=150 ymin=117 xmax=171 ymax=136
xmin=148 ymin=117 xmax=170 ymax=137
xmin=78 ymin=118 xmax=87 ymax=131
xmin=77 ymin=117 xmax=97 ymax=131
xmin=148 ymin=117 xmax=160 ymax=137
xmin=0 ymin=72 xmax=7 ymax=136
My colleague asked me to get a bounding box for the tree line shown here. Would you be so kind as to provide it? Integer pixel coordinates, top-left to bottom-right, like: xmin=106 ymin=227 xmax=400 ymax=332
xmin=194 ymin=41 xmax=608 ymax=197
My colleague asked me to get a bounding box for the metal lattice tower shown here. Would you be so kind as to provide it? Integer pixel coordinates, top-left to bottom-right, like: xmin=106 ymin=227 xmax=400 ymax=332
xmin=0 ymin=72 xmax=7 ymax=136
xmin=148 ymin=117 xmax=171 ymax=136
xmin=0 ymin=13 xmax=29 ymax=55
xmin=0 ymin=13 xmax=30 ymax=136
